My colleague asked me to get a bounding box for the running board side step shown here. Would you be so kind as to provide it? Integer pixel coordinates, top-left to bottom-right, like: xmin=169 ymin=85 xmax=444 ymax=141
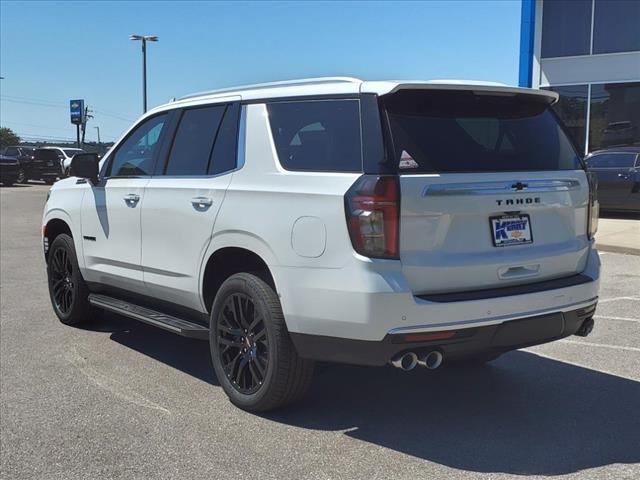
xmin=88 ymin=294 xmax=209 ymax=340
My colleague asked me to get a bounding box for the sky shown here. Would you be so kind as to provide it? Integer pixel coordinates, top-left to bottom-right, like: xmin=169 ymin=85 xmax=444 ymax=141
xmin=0 ymin=0 xmax=522 ymax=144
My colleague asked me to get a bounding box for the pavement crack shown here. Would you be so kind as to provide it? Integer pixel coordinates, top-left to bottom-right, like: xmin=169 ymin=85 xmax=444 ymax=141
xmin=64 ymin=348 xmax=171 ymax=415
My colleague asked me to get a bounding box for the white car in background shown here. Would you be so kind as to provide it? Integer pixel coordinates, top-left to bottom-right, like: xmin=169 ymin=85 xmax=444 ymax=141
xmin=39 ymin=146 xmax=85 ymax=175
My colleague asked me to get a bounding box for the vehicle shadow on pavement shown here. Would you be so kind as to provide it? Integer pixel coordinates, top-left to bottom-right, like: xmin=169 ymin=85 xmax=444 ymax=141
xmin=88 ymin=312 xmax=218 ymax=386
xmin=99 ymin=312 xmax=640 ymax=475
xmin=267 ymin=352 xmax=640 ymax=476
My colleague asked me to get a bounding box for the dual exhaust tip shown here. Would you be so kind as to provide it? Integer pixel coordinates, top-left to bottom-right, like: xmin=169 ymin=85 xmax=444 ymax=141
xmin=391 ymin=350 xmax=443 ymax=371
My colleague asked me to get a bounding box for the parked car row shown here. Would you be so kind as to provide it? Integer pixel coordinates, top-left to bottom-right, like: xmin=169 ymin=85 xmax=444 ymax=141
xmin=0 ymin=145 xmax=86 ymax=184
xmin=0 ymin=154 xmax=20 ymax=186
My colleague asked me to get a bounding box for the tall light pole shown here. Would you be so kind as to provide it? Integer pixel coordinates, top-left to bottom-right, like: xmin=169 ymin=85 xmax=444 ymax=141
xmin=129 ymin=34 xmax=158 ymax=113
xmin=94 ymin=126 xmax=101 ymax=144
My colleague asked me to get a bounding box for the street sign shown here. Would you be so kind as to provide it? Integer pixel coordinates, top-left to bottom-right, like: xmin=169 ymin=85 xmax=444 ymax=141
xmin=70 ymin=99 xmax=85 ymax=125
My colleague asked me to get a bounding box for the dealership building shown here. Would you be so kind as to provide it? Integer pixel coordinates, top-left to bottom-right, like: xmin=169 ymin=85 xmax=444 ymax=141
xmin=519 ymin=0 xmax=640 ymax=155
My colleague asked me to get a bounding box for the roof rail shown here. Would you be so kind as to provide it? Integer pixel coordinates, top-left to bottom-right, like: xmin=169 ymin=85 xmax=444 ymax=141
xmin=178 ymin=77 xmax=362 ymax=101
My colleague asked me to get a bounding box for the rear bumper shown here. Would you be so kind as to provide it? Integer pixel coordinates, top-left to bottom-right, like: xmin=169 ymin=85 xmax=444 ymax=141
xmin=276 ymin=246 xmax=601 ymax=342
xmin=291 ymin=302 xmax=597 ymax=366
xmin=31 ymin=164 xmax=59 ymax=178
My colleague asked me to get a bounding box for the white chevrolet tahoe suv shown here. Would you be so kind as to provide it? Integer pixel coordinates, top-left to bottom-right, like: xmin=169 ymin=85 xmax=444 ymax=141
xmin=43 ymin=77 xmax=601 ymax=411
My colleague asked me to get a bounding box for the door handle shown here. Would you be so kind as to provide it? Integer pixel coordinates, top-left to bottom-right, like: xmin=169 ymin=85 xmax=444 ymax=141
xmin=124 ymin=193 xmax=140 ymax=207
xmin=191 ymin=196 xmax=213 ymax=210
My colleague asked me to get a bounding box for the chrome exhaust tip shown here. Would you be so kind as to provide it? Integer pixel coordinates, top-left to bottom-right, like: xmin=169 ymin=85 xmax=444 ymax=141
xmin=575 ymin=317 xmax=595 ymax=337
xmin=390 ymin=352 xmax=418 ymax=371
xmin=418 ymin=350 xmax=444 ymax=370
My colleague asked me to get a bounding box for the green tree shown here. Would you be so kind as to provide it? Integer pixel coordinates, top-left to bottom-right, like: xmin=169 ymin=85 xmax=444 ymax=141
xmin=0 ymin=127 xmax=21 ymax=148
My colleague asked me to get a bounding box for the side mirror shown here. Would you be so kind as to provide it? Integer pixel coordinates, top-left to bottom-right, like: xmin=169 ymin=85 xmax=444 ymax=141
xmin=70 ymin=153 xmax=99 ymax=184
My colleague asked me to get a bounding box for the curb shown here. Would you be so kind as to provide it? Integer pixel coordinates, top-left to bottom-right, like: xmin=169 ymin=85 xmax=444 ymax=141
xmin=596 ymin=243 xmax=640 ymax=256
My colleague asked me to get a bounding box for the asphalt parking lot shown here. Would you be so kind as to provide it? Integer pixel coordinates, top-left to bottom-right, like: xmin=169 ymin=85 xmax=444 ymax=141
xmin=1 ymin=184 xmax=639 ymax=480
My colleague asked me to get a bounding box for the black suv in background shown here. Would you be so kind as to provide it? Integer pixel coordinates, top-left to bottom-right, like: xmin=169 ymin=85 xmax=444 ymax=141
xmin=31 ymin=149 xmax=61 ymax=184
xmin=585 ymin=147 xmax=640 ymax=213
xmin=1 ymin=146 xmax=36 ymax=183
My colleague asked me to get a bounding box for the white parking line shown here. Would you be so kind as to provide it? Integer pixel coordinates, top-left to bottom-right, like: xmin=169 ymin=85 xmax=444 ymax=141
xmin=560 ymin=339 xmax=640 ymax=352
xmin=598 ymin=296 xmax=640 ymax=303
xmin=525 ymin=350 xmax=637 ymax=380
xmin=595 ymin=315 xmax=640 ymax=324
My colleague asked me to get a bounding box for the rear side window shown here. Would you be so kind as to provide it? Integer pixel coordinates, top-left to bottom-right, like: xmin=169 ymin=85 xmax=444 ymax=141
xmin=164 ymin=103 xmax=239 ymax=176
xmin=382 ymin=90 xmax=582 ymax=173
xmin=210 ymin=103 xmax=240 ymax=175
xmin=165 ymin=106 xmax=225 ymax=175
xmin=267 ymin=100 xmax=362 ymax=172
xmin=587 ymin=153 xmax=637 ymax=168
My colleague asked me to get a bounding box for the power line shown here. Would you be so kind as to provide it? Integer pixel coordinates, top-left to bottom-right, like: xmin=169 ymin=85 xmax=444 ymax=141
xmin=1 ymin=98 xmax=67 ymax=110
xmin=18 ymin=131 xmax=117 ymax=142
xmin=2 ymin=120 xmax=121 ymax=140
xmin=0 ymin=94 xmax=67 ymax=107
xmin=1 ymin=96 xmax=138 ymax=122
xmin=1 ymin=120 xmax=79 ymax=133
xmin=19 ymin=133 xmax=83 ymax=142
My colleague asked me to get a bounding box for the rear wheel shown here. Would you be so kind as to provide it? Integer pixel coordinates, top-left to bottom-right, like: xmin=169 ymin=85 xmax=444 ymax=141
xmin=210 ymin=273 xmax=314 ymax=412
xmin=47 ymin=234 xmax=95 ymax=325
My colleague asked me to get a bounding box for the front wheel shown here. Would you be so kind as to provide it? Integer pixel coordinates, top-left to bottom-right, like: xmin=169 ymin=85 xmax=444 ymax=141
xmin=47 ymin=234 xmax=96 ymax=325
xmin=1 ymin=176 xmax=17 ymax=186
xmin=210 ymin=273 xmax=314 ymax=412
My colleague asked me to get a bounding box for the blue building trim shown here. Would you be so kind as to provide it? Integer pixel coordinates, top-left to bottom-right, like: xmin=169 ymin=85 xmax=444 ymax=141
xmin=519 ymin=0 xmax=536 ymax=87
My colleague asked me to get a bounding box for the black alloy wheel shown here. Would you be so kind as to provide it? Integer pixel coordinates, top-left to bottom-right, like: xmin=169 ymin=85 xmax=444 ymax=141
xmin=216 ymin=293 xmax=268 ymax=394
xmin=49 ymin=245 xmax=75 ymax=315
xmin=210 ymin=273 xmax=314 ymax=412
xmin=46 ymin=233 xmax=95 ymax=325
xmin=16 ymin=168 xmax=27 ymax=184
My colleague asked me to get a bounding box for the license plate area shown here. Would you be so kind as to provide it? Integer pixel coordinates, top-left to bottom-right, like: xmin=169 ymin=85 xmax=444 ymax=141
xmin=490 ymin=214 xmax=533 ymax=247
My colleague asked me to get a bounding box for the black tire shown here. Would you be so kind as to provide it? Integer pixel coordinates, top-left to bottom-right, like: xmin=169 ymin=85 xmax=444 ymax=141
xmin=16 ymin=169 xmax=27 ymax=184
xmin=2 ymin=176 xmax=17 ymax=186
xmin=46 ymin=233 xmax=95 ymax=325
xmin=210 ymin=273 xmax=314 ymax=412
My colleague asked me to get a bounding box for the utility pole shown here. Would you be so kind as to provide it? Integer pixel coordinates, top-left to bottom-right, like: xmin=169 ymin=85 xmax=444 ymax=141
xmin=129 ymin=34 xmax=158 ymax=113
xmin=94 ymin=126 xmax=101 ymax=145
xmin=80 ymin=106 xmax=94 ymax=147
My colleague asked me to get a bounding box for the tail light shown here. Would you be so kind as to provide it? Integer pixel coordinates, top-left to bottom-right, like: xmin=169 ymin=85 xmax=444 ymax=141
xmin=587 ymin=171 xmax=599 ymax=239
xmin=345 ymin=175 xmax=399 ymax=259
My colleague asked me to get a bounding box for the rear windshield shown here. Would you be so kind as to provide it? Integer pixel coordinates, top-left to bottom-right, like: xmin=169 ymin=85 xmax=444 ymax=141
xmin=64 ymin=149 xmax=83 ymax=157
xmin=382 ymin=90 xmax=582 ymax=173
xmin=34 ymin=149 xmax=60 ymax=160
